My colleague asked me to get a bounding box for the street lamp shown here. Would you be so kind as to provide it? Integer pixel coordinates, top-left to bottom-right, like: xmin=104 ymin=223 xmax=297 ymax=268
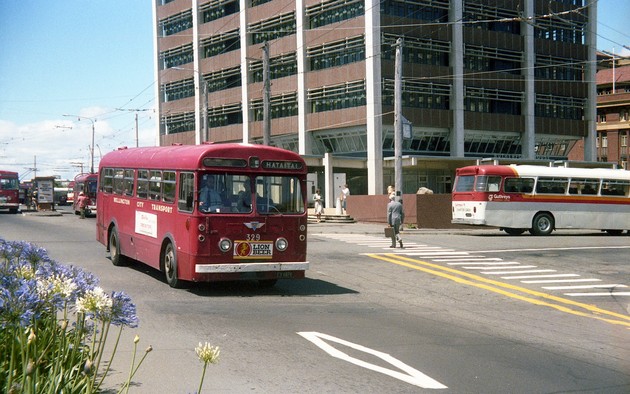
xmin=63 ymin=114 xmax=96 ymax=174
xmin=172 ymin=66 xmax=208 ymax=144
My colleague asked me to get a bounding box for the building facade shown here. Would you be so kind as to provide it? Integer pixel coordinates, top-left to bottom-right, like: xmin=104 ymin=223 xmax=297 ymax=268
xmin=153 ymin=0 xmax=597 ymax=200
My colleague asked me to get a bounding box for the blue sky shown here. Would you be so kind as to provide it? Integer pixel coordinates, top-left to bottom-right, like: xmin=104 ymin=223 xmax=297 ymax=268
xmin=0 ymin=1 xmax=629 ymax=180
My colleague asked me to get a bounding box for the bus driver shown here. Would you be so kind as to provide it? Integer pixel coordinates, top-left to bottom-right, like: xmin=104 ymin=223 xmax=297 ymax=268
xmin=199 ymin=176 xmax=222 ymax=212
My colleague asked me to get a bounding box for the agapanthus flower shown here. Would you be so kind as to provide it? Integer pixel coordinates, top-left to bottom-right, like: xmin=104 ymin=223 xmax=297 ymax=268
xmin=195 ymin=342 xmax=220 ymax=364
xmin=109 ymin=291 xmax=139 ymax=328
xmin=75 ymin=287 xmax=113 ymax=320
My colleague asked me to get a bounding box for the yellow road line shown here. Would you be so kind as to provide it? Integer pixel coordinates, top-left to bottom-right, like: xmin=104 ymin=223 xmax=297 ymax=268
xmin=367 ymin=253 xmax=630 ymax=329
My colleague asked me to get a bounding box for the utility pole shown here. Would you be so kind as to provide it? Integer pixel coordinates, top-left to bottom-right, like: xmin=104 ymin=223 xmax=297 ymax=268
xmin=262 ymin=41 xmax=271 ymax=146
xmin=203 ymin=79 xmax=209 ymax=143
xmin=394 ymin=37 xmax=403 ymax=201
xmin=116 ymin=108 xmax=152 ymax=147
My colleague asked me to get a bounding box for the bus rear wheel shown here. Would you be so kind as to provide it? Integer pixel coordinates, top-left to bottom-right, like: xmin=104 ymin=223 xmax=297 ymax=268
xmin=109 ymin=227 xmax=128 ymax=266
xmin=503 ymin=228 xmax=525 ymax=236
xmin=163 ymin=242 xmax=184 ymax=288
xmin=530 ymin=213 xmax=554 ymax=236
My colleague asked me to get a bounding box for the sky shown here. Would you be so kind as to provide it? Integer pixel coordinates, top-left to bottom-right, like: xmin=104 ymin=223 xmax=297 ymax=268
xmin=1 ymin=1 xmax=629 ymax=181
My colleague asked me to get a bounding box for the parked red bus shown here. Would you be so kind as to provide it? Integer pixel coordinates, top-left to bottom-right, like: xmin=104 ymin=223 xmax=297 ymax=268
xmin=0 ymin=170 xmax=20 ymax=213
xmin=96 ymin=143 xmax=309 ymax=288
xmin=452 ymin=164 xmax=630 ymax=236
xmin=72 ymin=174 xmax=98 ymax=216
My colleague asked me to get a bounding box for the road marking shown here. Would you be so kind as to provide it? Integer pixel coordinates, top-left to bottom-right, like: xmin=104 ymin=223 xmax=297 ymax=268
xmin=450 ymin=262 xmax=521 ymax=266
xmin=482 ymin=269 xmax=557 ymax=275
xmin=520 ymin=278 xmax=600 ymax=283
xmin=502 ymin=274 xmax=581 ymax=280
xmin=474 ymin=246 xmax=630 ymax=253
xmin=319 ymin=233 xmax=627 ymax=300
xmin=367 ymin=254 xmax=630 ymax=328
xmin=465 ymin=265 xmax=538 ymax=270
xmin=297 ymin=331 xmax=447 ymax=389
xmin=566 ymin=292 xmax=630 ymax=297
xmin=542 ymin=284 xmax=627 ymax=290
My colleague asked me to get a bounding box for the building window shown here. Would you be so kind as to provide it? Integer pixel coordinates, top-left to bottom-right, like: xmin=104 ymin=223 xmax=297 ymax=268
xmin=533 ymin=8 xmax=586 ymax=44
xmin=162 ymin=112 xmax=195 ymax=135
xmin=381 ymin=0 xmax=448 ymax=21
xmin=308 ymin=80 xmax=366 ymax=113
xmin=535 ymin=94 xmax=584 ymax=120
xmin=207 ymin=103 xmax=242 ymax=127
xmin=200 ymin=0 xmax=239 ymax=23
xmin=535 ymin=54 xmax=583 ymax=81
xmin=159 ymin=11 xmax=193 ymax=36
xmin=381 ymin=33 xmax=449 ymax=66
xmin=161 ymin=44 xmax=194 ymax=69
xmin=465 ymin=87 xmax=522 ymax=115
xmin=308 ymin=36 xmax=365 ymax=71
xmin=464 ymin=44 xmax=521 ymax=74
xmin=201 ymin=29 xmax=240 ymax=58
xmin=250 ymin=92 xmax=298 ymax=120
xmin=163 ymin=79 xmax=194 ymax=102
xmin=463 ymin=2 xmax=520 ymax=34
xmin=203 ymin=66 xmax=241 ymax=93
xmin=250 ymin=53 xmax=297 ymax=82
xmin=383 ymin=80 xmax=451 ymax=110
xmin=250 ymin=12 xmax=295 ymax=44
xmin=306 ymin=0 xmax=364 ymax=29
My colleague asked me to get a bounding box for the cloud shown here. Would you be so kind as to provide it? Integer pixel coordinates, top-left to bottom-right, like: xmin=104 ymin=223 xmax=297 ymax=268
xmin=0 ymin=110 xmax=156 ymax=180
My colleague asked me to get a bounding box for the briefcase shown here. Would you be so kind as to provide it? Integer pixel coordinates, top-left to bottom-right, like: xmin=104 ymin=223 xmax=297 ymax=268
xmin=384 ymin=227 xmax=394 ymax=238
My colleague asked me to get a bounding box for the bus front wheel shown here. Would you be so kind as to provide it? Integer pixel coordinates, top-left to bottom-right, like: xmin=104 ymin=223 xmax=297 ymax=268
xmin=162 ymin=242 xmax=184 ymax=288
xmin=530 ymin=213 xmax=554 ymax=236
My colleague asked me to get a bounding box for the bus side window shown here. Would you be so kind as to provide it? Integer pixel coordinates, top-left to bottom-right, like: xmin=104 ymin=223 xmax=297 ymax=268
xmin=149 ymin=171 xmax=162 ymax=201
xmin=137 ymin=170 xmax=149 ymax=199
xmin=178 ymin=172 xmax=194 ymax=212
xmin=162 ymin=171 xmax=176 ymax=203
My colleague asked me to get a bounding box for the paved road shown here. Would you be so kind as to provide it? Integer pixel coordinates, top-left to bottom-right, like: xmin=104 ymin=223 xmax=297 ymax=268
xmin=1 ymin=208 xmax=628 ymax=393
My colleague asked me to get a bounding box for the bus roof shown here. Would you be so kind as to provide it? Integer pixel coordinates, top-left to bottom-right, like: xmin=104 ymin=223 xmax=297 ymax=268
xmin=0 ymin=170 xmax=19 ymax=177
xmin=99 ymin=144 xmax=306 ymax=173
xmin=457 ymin=164 xmax=630 ymax=181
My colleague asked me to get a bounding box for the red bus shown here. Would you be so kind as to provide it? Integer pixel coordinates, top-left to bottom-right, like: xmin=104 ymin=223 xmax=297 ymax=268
xmin=72 ymin=173 xmax=98 ymax=216
xmin=96 ymin=143 xmax=309 ymax=288
xmin=452 ymin=164 xmax=630 ymax=236
xmin=0 ymin=170 xmax=20 ymax=214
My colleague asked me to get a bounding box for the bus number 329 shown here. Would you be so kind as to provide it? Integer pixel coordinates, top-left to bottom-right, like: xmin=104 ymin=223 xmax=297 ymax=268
xmin=96 ymin=144 xmax=309 ymax=288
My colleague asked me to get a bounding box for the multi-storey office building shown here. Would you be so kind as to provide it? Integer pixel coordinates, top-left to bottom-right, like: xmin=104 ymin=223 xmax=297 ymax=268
xmin=153 ymin=0 xmax=597 ymax=200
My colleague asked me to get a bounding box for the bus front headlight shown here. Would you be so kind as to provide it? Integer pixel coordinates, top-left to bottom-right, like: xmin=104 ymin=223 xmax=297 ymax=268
xmin=275 ymin=237 xmax=288 ymax=252
xmin=219 ymin=238 xmax=232 ymax=252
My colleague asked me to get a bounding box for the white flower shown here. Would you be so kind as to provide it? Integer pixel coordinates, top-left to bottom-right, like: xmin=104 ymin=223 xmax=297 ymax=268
xmin=195 ymin=342 xmax=220 ymax=364
xmin=75 ymin=287 xmax=113 ymax=315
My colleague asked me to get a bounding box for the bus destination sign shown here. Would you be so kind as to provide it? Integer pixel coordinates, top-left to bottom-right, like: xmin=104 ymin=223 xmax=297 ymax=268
xmin=261 ymin=160 xmax=303 ymax=170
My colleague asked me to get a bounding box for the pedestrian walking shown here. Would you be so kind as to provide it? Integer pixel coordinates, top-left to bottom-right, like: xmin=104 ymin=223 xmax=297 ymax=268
xmin=313 ymin=188 xmax=323 ymax=222
xmin=340 ymin=184 xmax=350 ymax=214
xmin=387 ymin=193 xmax=404 ymax=248
xmin=77 ymin=192 xmax=90 ymax=219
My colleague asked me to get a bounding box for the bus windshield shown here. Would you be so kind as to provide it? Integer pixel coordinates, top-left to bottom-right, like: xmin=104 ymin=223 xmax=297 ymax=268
xmin=1 ymin=177 xmax=19 ymax=190
xmin=199 ymin=173 xmax=304 ymax=215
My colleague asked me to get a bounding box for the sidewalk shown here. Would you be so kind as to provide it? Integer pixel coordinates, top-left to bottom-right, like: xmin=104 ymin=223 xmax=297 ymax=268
xmin=307 ymin=220 xmax=495 ymax=236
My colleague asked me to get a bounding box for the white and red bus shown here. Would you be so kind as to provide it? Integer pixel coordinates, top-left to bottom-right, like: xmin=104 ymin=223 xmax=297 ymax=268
xmin=96 ymin=143 xmax=308 ymax=288
xmin=452 ymin=164 xmax=630 ymax=236
xmin=72 ymin=173 xmax=98 ymax=216
xmin=0 ymin=170 xmax=20 ymax=214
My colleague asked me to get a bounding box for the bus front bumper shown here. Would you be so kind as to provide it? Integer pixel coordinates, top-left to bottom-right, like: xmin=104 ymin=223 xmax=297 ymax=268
xmin=195 ymin=261 xmax=309 ymax=274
